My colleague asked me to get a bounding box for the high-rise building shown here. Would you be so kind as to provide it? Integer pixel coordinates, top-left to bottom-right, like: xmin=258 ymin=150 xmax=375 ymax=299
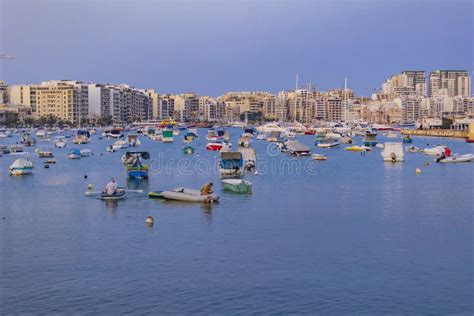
xmin=429 ymin=70 xmax=471 ymax=97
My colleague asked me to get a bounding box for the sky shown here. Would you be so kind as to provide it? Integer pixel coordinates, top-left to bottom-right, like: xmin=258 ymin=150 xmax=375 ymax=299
xmin=0 ymin=0 xmax=472 ymax=96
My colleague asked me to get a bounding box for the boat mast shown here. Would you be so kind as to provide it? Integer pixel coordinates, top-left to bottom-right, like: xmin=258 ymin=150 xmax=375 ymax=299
xmin=294 ymin=73 xmax=298 ymax=123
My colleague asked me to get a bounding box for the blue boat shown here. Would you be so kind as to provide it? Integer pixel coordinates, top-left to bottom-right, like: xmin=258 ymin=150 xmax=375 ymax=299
xmin=124 ymin=151 xmax=150 ymax=179
xmin=67 ymin=149 xmax=81 ymax=159
xmin=363 ymin=130 xmax=378 ymax=147
xmin=402 ymin=135 xmax=413 ymax=143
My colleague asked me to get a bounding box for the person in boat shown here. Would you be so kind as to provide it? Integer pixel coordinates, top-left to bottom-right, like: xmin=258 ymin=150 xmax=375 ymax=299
xmin=200 ymin=182 xmax=213 ymax=195
xmin=436 ymin=152 xmax=446 ymax=163
xmin=444 ymin=147 xmax=452 ymax=157
xmin=105 ymin=178 xmax=118 ymax=195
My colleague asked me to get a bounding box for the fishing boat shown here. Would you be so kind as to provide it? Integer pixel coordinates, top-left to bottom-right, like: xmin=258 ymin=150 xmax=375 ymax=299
xmin=127 ymin=134 xmax=141 ymax=147
xmin=381 ymin=142 xmax=404 ymax=162
xmin=285 ymin=140 xmax=311 ymax=156
xmin=36 ymin=148 xmax=54 ymax=158
xmin=67 ymin=149 xmax=82 ymax=159
xmin=402 ymin=135 xmax=413 ymax=143
xmin=182 ymin=145 xmax=194 ymax=155
xmin=219 ymin=151 xmax=243 ymax=177
xmin=217 ymin=129 xmax=230 ymax=141
xmin=0 ymin=145 xmax=10 ymax=154
xmin=160 ymin=188 xmax=219 ymax=203
xmin=317 ymin=138 xmax=341 ymax=148
xmin=242 ymin=127 xmax=255 ymax=138
xmin=312 ymin=154 xmax=328 ymax=161
xmin=363 ymin=130 xmax=378 ymax=147
xmin=435 ymin=154 xmax=474 ymax=163
xmin=188 ymin=128 xmax=198 ymax=137
xmin=162 ymin=129 xmax=174 ymax=142
xmin=177 ymin=123 xmax=187 ymax=131
xmin=221 ymin=179 xmax=252 ymax=194
xmin=423 ymin=145 xmax=447 ymax=156
xmin=54 ymin=137 xmax=67 ymax=148
xmin=124 ymin=151 xmax=150 ymax=179
xmin=80 ymin=149 xmax=92 ymax=157
xmin=100 ymin=189 xmax=127 ymax=201
xmin=9 ymin=157 xmax=34 ymax=175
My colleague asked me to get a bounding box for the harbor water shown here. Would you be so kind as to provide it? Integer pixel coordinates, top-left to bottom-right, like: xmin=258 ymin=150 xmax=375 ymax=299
xmin=0 ymin=128 xmax=472 ymax=314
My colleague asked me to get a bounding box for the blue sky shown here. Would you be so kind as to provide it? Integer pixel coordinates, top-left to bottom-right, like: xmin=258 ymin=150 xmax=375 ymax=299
xmin=0 ymin=0 xmax=472 ymax=96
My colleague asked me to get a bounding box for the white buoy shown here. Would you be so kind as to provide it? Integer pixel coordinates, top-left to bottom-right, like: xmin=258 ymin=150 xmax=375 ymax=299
xmin=87 ymin=184 xmax=93 ymax=190
xmin=146 ymin=216 xmax=154 ymax=225
xmin=254 ymin=170 xmax=259 ymax=175
xmin=416 ymin=168 xmax=422 ymax=174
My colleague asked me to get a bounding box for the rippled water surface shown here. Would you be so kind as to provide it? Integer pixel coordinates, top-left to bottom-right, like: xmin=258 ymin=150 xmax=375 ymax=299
xmin=1 ymin=128 xmax=473 ymax=314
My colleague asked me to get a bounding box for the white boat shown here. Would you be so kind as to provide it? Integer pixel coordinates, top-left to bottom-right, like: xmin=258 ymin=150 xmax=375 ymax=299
xmin=317 ymin=139 xmax=341 ymax=148
xmin=68 ymin=149 xmax=82 ymax=159
xmin=435 ymin=154 xmax=474 ymax=163
xmin=256 ymin=123 xmax=284 ymax=133
xmin=387 ymin=131 xmax=398 ymax=138
xmin=127 ymin=134 xmax=141 ymax=147
xmin=221 ymin=179 xmax=252 ymax=193
xmin=238 ymin=135 xmax=251 ymax=147
xmin=376 ymin=143 xmax=385 ymax=149
xmin=238 ymin=147 xmax=257 ymax=170
xmin=112 ymin=140 xmax=130 ymax=150
xmin=381 ymin=142 xmax=404 ymax=162
xmin=285 ymin=140 xmax=311 ymax=156
xmin=54 ymin=137 xmax=67 ymax=148
xmin=312 ymin=154 xmax=328 ymax=161
xmin=405 ymin=145 xmax=420 ymax=153
xmin=36 ymin=148 xmax=54 ymax=158
xmin=80 ymin=149 xmax=92 ymax=157
xmin=9 ymin=157 xmax=34 ymax=175
xmin=424 ymin=145 xmax=447 ymax=156
xmin=160 ymin=188 xmax=219 ymax=203
xmin=256 ymin=134 xmax=266 ymax=140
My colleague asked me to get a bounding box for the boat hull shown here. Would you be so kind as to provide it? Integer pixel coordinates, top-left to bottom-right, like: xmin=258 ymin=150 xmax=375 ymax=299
xmin=221 ymin=179 xmax=252 ymax=194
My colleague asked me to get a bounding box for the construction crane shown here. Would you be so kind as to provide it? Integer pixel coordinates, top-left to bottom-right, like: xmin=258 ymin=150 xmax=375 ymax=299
xmin=0 ymin=54 xmax=14 ymax=59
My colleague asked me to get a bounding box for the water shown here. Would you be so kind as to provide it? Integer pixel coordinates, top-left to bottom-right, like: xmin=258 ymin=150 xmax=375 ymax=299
xmin=1 ymin=129 xmax=473 ymax=314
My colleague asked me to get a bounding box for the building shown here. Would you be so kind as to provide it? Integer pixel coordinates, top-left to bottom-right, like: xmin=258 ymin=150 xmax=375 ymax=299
xmin=429 ymin=70 xmax=471 ymax=97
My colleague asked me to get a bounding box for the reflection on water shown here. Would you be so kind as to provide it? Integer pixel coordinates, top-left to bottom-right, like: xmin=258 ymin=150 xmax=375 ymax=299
xmin=0 ymin=129 xmax=472 ymax=314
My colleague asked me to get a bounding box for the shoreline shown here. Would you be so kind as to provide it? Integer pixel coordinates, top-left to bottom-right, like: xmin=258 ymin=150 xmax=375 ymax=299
xmin=401 ymin=129 xmax=469 ymax=139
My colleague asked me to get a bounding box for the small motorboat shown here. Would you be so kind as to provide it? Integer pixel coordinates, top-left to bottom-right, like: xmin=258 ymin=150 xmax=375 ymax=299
xmin=317 ymin=139 xmax=340 ymax=148
xmin=54 ymin=137 xmax=67 ymax=148
xmin=402 ymin=136 xmax=413 ymax=143
xmin=381 ymin=142 xmax=404 ymax=162
xmin=465 ymin=138 xmax=474 ymax=143
xmin=312 ymin=154 xmax=328 ymax=161
xmin=221 ymin=179 xmax=252 ymax=194
xmin=345 ymin=145 xmax=367 ymax=152
xmin=68 ymin=149 xmax=82 ymax=159
xmin=10 ymin=146 xmax=25 ymax=154
xmin=435 ymin=154 xmax=474 ymax=163
xmin=36 ymin=148 xmax=54 ymax=158
xmin=99 ymin=189 xmax=127 ymax=201
xmin=206 ymin=141 xmax=231 ymax=151
xmin=160 ymin=188 xmax=219 ymax=203
xmin=9 ymin=157 xmax=34 ymax=176
xmin=363 ymin=130 xmax=378 ymax=147
xmin=424 ymin=145 xmax=447 ymax=156
xmin=44 ymin=159 xmax=56 ymax=164
xmin=80 ymin=149 xmax=92 ymax=157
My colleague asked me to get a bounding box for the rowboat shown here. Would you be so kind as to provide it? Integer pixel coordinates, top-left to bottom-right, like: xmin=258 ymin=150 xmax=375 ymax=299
xmin=99 ymin=189 xmax=127 ymax=201
xmin=160 ymin=188 xmax=219 ymax=203
xmin=124 ymin=151 xmax=150 ymax=179
xmin=221 ymin=179 xmax=252 ymax=194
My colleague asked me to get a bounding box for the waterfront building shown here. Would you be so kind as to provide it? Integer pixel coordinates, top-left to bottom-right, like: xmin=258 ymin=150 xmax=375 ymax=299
xmin=429 ymin=70 xmax=471 ymax=97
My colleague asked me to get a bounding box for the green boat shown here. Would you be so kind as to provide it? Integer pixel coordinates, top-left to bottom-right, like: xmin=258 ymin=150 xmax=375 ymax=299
xmin=182 ymin=145 xmax=194 ymax=155
xmin=148 ymin=191 xmax=164 ymax=199
xmin=221 ymin=179 xmax=252 ymax=194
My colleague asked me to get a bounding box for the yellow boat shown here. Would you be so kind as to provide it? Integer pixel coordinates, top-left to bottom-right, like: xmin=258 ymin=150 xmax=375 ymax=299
xmin=345 ymin=145 xmax=368 ymax=152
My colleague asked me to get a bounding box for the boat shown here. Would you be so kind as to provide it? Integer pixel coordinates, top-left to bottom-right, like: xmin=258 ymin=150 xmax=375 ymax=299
xmin=376 ymin=143 xmax=385 ymax=149
xmin=381 ymin=142 xmax=404 ymax=162
xmin=0 ymin=128 xmax=12 ymax=138
xmin=127 ymin=134 xmax=141 ymax=147
xmin=124 ymin=151 xmax=150 ymax=179
xmin=9 ymin=157 xmax=34 ymax=175
xmin=405 ymin=145 xmax=420 ymax=153
xmin=363 ymin=130 xmax=378 ymax=147
xmin=423 ymin=145 xmax=447 ymax=156
xmin=219 ymin=151 xmax=243 ymax=176
xmin=435 ymin=154 xmax=474 ymax=163
xmin=182 ymin=145 xmax=194 ymax=155
xmin=36 ymin=148 xmax=54 ymax=158
xmin=0 ymin=145 xmax=10 ymax=154
xmin=340 ymin=135 xmax=353 ymax=144
xmin=67 ymin=149 xmax=82 ymax=159
xmin=162 ymin=129 xmax=174 ymax=142
xmin=238 ymin=135 xmax=251 ymax=147
xmin=314 ymin=133 xmax=325 ymax=145
xmin=73 ymin=130 xmax=90 ymax=144
xmin=188 ymin=128 xmax=198 ymax=137
xmin=10 ymin=145 xmax=25 ymax=154
xmin=100 ymin=189 xmax=127 ymax=201
xmin=465 ymin=138 xmax=474 ymax=143
xmin=160 ymin=187 xmax=219 ymax=203
xmin=238 ymin=147 xmax=257 ymax=170
xmin=183 ymin=131 xmax=195 ymax=143
xmin=206 ymin=129 xmax=218 ymax=141
xmin=80 ymin=149 xmax=92 ymax=157
xmin=312 ymin=154 xmax=328 ymax=161
xmin=221 ymin=179 xmax=252 ymax=194
xmin=372 ymin=124 xmax=394 ymax=131
xmin=54 ymin=137 xmax=67 ymax=148
xmin=103 ymin=128 xmax=124 ymax=139
xmin=242 ymin=127 xmax=255 ymax=137
xmin=387 ymin=132 xmax=398 ymax=138
xmin=148 ymin=191 xmax=165 ymax=199
xmin=345 ymin=145 xmax=369 ymax=152
xmin=256 ymin=122 xmax=284 ymax=133
xmin=112 ymin=140 xmax=130 ymax=150
xmin=317 ymin=139 xmax=341 ymax=148
xmin=177 ymin=123 xmax=187 ymax=131
xmin=402 ymin=135 xmax=413 ymax=143
xmin=267 ymin=131 xmax=281 ymax=142
xmin=285 ymin=140 xmax=311 ymax=156
xmin=256 ymin=134 xmax=266 ymax=140
xmin=44 ymin=159 xmax=56 ymax=164
xmin=20 ymin=133 xmax=36 ymax=146
xmin=217 ymin=129 xmax=230 ymax=141
xmin=206 ymin=141 xmax=231 ymax=151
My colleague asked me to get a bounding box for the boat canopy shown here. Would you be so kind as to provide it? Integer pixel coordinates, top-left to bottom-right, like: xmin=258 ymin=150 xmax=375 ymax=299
xmin=220 ymin=151 xmax=243 ymax=168
xmin=285 ymin=140 xmax=310 ymax=152
xmin=77 ymin=130 xmax=90 ymax=138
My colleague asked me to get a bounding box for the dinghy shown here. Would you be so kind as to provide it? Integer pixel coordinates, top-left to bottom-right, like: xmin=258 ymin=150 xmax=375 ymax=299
xmin=221 ymin=179 xmax=252 ymax=194
xmin=435 ymin=154 xmax=474 ymax=163
xmin=99 ymin=189 xmax=127 ymax=201
xmin=160 ymin=188 xmax=219 ymax=203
